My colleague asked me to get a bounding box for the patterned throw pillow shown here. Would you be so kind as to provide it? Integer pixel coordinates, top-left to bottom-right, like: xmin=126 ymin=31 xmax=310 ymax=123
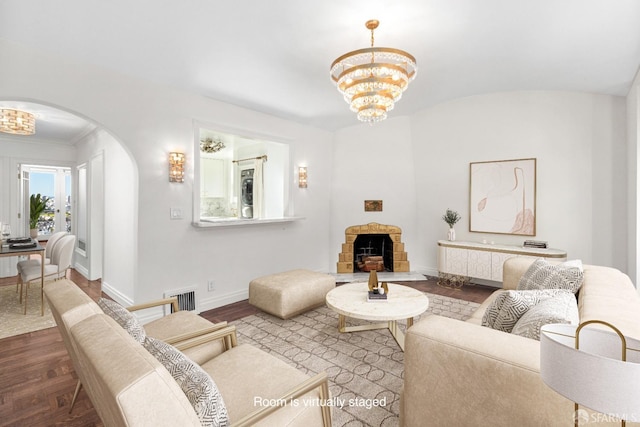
xmin=517 ymin=259 xmax=584 ymax=293
xmin=481 ymin=289 xmax=567 ymax=333
xmin=144 ymin=337 xmax=229 ymax=427
xmin=511 ymin=291 xmax=579 ymax=340
xmin=98 ymin=298 xmax=146 ymax=343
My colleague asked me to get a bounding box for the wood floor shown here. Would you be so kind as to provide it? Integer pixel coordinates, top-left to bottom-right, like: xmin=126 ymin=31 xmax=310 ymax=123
xmin=0 ymin=271 xmax=494 ymax=427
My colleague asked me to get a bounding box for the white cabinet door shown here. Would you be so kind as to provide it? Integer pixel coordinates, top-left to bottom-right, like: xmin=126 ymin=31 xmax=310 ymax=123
xmin=467 ymin=250 xmax=492 ymax=280
xmin=444 ymin=247 xmax=468 ymax=276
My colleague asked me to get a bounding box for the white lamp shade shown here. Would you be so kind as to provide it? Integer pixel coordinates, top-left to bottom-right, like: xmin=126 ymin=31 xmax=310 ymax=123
xmin=540 ymin=323 xmax=640 ymax=421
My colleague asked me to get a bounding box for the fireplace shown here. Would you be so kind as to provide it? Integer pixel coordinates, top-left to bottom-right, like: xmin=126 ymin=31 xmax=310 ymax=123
xmin=337 ymin=223 xmax=410 ymax=273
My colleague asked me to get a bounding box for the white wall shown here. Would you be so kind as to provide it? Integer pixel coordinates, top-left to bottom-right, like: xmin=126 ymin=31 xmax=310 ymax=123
xmin=410 ymin=91 xmax=627 ymax=274
xmin=330 ymin=117 xmax=420 ymax=271
xmin=0 ymin=39 xmax=334 ymax=314
xmin=76 ymin=129 xmax=136 ymax=303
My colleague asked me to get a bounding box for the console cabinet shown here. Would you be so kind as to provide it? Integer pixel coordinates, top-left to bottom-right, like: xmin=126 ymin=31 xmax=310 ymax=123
xmin=437 ymin=240 xmax=567 ymax=283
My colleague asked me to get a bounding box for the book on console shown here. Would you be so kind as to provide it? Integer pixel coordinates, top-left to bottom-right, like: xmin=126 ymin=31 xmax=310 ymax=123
xmin=523 ymin=240 xmax=548 ymax=249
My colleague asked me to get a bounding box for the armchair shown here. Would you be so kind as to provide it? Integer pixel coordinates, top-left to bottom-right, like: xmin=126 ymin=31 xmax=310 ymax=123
xmin=178 ymin=323 xmax=332 ymax=426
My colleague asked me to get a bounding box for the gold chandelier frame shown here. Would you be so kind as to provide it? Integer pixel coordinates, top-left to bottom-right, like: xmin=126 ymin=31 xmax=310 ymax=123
xmin=330 ymin=20 xmax=417 ymax=123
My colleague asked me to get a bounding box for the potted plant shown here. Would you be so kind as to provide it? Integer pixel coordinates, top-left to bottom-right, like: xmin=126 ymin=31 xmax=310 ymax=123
xmin=29 ymin=193 xmax=49 ymax=238
xmin=442 ymin=209 xmax=461 ymax=241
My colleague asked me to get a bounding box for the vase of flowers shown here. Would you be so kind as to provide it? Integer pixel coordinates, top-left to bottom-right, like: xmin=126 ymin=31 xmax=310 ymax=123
xmin=442 ymin=209 xmax=461 ymax=241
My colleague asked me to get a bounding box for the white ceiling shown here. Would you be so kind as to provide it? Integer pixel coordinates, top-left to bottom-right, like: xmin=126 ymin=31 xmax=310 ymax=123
xmin=1 ymin=0 xmax=639 ymax=140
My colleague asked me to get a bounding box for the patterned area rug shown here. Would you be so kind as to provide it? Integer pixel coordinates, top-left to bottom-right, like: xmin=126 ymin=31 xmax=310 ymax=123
xmin=231 ymin=292 xmax=480 ymax=427
xmin=0 ymin=283 xmax=55 ymax=339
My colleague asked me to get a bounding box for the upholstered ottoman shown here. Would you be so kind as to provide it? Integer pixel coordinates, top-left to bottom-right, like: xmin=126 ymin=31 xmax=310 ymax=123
xmin=249 ymin=269 xmax=336 ymax=319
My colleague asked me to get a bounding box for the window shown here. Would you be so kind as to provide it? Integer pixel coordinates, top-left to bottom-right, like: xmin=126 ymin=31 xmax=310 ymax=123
xmin=194 ymin=125 xmax=292 ymax=225
xmin=21 ymin=165 xmax=71 ymax=237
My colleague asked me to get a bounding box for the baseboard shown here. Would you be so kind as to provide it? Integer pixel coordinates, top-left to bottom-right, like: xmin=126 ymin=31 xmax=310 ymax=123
xmin=199 ymin=289 xmax=249 ymax=312
xmin=73 ymin=263 xmax=90 ymax=280
xmin=100 ymin=280 xmax=134 ymax=307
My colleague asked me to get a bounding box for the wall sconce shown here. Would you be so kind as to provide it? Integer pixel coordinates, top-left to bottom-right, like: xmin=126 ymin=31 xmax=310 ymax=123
xmin=169 ymin=152 xmax=185 ymax=183
xmin=298 ymin=166 xmax=307 ymax=188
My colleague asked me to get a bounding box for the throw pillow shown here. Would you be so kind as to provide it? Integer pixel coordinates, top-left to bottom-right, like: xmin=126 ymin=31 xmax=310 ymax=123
xmin=511 ymin=291 xmax=579 ymax=340
xmin=517 ymin=259 xmax=584 ymax=293
xmin=481 ymin=289 xmax=567 ymax=333
xmin=144 ymin=337 xmax=229 ymax=427
xmin=98 ymin=298 xmax=146 ymax=343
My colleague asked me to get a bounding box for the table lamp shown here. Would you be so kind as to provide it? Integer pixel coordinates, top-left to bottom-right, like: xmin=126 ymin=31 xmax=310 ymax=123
xmin=540 ymin=321 xmax=640 ymax=426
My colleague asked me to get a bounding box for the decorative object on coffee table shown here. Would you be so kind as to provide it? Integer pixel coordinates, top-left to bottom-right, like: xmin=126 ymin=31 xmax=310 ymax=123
xmin=442 ymin=208 xmax=461 ymax=241
xmin=367 ymin=270 xmax=378 ymax=291
xmin=366 ymin=271 xmax=389 ymax=302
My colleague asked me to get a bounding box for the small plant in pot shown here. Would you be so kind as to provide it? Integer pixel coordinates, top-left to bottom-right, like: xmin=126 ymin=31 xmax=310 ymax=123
xmin=29 ymin=193 xmax=49 ymax=239
xmin=442 ymin=209 xmax=461 ymax=241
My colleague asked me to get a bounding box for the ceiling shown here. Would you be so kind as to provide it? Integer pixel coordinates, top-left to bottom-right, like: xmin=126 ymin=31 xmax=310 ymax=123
xmin=1 ymin=0 xmax=639 ymax=141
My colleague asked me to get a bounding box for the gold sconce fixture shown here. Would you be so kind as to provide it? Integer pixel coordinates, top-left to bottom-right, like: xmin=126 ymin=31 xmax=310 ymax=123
xmin=330 ymin=19 xmax=417 ymax=124
xmin=0 ymin=109 xmax=36 ymax=135
xmin=169 ymin=152 xmax=185 ymax=183
xmin=298 ymin=166 xmax=307 ymax=188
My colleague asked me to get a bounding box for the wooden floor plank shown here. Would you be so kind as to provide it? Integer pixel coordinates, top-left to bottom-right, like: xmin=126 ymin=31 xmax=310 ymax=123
xmin=0 ymin=270 xmax=493 ymax=426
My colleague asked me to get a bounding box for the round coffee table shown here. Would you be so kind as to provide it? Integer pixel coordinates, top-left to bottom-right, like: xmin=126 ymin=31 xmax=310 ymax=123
xmin=325 ymin=282 xmax=429 ymax=351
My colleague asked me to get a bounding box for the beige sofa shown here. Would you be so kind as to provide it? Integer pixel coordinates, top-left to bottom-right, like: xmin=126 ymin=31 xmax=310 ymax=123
xmin=45 ymin=279 xmax=331 ymax=426
xmin=401 ymin=257 xmax=640 ymax=427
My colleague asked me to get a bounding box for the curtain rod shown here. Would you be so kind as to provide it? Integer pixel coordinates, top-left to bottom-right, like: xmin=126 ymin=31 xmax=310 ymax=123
xmin=232 ymin=155 xmax=268 ymax=163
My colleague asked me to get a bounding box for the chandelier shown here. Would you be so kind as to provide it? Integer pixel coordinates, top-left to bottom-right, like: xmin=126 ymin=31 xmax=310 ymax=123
xmin=0 ymin=109 xmax=36 ymax=135
xmin=330 ymin=19 xmax=417 ymax=124
xmin=200 ymin=137 xmax=225 ymax=153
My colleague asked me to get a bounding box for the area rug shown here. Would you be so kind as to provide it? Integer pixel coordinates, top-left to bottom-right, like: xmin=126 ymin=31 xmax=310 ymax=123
xmin=0 ymin=284 xmax=55 ymax=339
xmin=231 ymin=292 xmax=480 ymax=427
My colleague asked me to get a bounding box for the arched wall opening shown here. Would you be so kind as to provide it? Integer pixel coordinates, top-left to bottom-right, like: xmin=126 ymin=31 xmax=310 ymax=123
xmin=0 ymin=99 xmax=139 ymax=302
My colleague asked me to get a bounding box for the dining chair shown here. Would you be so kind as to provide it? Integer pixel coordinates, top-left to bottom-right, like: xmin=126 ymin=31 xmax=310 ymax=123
xmin=19 ymin=234 xmax=76 ymax=315
xmin=16 ymin=231 xmax=67 ymax=294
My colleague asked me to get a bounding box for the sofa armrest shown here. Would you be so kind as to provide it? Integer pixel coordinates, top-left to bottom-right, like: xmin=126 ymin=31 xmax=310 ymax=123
xmin=233 ymin=372 xmax=331 ymax=427
xmin=401 ymin=315 xmax=572 ymax=427
xmin=127 ymin=296 xmax=180 ymax=313
xmin=173 ymin=325 xmax=238 ymax=353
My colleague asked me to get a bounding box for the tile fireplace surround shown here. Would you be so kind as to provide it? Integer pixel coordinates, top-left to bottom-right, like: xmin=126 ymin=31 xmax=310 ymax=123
xmin=337 ymin=222 xmax=410 ymax=273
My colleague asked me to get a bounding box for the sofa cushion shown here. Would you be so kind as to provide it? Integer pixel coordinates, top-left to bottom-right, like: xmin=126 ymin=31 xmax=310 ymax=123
xmin=517 ymin=259 xmax=584 ymax=293
xmin=144 ymin=337 xmax=229 ymax=427
xmin=481 ymin=289 xmax=567 ymax=333
xmin=98 ymin=298 xmax=146 ymax=343
xmin=200 ymin=343 xmax=318 ymax=424
xmin=511 ymin=291 xmax=579 ymax=340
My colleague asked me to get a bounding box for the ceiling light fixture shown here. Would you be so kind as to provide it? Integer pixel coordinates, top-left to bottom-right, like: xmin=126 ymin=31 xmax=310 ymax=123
xmin=200 ymin=137 xmax=226 ymax=153
xmin=330 ymin=19 xmax=417 ymax=124
xmin=0 ymin=109 xmax=36 ymax=135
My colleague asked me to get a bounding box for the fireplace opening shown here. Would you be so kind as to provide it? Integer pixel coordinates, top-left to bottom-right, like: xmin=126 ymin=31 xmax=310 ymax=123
xmin=337 ymin=223 xmax=410 ymax=274
xmin=353 ymin=234 xmax=393 ymax=272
